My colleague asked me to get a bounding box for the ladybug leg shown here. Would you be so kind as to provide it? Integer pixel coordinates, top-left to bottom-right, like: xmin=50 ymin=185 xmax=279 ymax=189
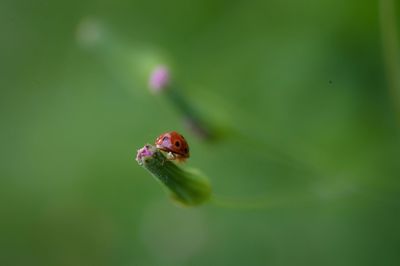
xmin=166 ymin=152 xmax=176 ymax=160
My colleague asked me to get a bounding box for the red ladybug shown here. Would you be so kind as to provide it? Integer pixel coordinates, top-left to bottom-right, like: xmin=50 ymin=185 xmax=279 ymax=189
xmin=155 ymin=131 xmax=190 ymax=161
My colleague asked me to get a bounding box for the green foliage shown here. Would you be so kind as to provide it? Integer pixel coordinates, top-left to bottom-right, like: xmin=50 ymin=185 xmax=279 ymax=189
xmin=0 ymin=0 xmax=400 ymax=265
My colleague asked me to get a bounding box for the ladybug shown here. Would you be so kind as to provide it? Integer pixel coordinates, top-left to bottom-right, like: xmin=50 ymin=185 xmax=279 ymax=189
xmin=155 ymin=131 xmax=190 ymax=161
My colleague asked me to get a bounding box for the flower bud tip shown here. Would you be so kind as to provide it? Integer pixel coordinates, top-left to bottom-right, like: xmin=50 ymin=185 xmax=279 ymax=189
xmin=149 ymin=66 xmax=170 ymax=92
xmin=136 ymin=144 xmax=155 ymax=165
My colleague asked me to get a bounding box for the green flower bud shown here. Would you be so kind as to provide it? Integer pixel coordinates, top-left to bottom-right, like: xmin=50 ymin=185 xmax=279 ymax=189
xmin=136 ymin=145 xmax=211 ymax=206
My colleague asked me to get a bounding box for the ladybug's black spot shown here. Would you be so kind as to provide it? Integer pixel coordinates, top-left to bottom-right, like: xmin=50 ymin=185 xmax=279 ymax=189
xmin=184 ymin=148 xmax=188 ymax=153
xmin=175 ymin=141 xmax=180 ymax=147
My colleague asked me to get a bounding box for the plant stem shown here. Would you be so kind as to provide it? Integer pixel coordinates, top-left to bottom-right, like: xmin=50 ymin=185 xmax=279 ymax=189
xmin=165 ymin=88 xmax=214 ymax=140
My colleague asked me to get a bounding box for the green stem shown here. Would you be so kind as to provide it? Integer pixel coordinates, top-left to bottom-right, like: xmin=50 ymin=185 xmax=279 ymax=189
xmin=137 ymin=145 xmax=319 ymax=209
xmin=165 ymin=88 xmax=214 ymax=140
xmin=136 ymin=145 xmax=359 ymax=210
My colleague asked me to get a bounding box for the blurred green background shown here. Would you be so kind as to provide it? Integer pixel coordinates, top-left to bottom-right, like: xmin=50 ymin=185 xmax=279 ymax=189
xmin=1 ymin=0 xmax=400 ymax=265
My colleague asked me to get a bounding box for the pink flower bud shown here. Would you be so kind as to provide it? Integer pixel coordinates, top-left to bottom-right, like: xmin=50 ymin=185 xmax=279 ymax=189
xmin=149 ymin=66 xmax=170 ymax=92
xmin=136 ymin=145 xmax=154 ymax=164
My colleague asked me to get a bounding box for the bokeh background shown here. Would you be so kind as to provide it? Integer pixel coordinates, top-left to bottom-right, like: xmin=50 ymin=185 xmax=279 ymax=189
xmin=1 ymin=0 xmax=400 ymax=265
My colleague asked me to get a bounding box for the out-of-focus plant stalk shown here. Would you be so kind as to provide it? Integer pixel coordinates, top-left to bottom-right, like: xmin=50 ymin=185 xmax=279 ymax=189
xmin=166 ymin=89 xmax=214 ymax=140
xmin=136 ymin=145 xmax=211 ymax=206
xmin=379 ymin=0 xmax=400 ymax=124
xmin=148 ymin=66 xmax=215 ymax=140
xmin=76 ymin=19 xmax=217 ymax=140
xmin=76 ymin=18 xmax=170 ymax=90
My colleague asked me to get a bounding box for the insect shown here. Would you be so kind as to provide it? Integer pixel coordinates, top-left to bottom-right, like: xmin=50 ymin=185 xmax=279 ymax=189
xmin=155 ymin=131 xmax=190 ymax=161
